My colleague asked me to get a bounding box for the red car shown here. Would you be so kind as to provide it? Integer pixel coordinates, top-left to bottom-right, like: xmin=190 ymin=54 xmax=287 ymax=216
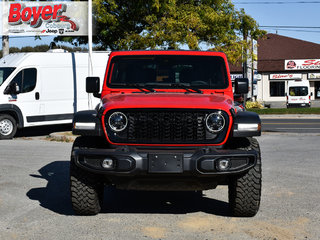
xmin=71 ymin=50 xmax=262 ymax=217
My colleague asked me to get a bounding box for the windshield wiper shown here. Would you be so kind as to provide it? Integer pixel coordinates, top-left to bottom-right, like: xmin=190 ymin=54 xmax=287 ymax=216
xmin=171 ymin=83 xmax=203 ymax=94
xmin=111 ymin=83 xmax=156 ymax=93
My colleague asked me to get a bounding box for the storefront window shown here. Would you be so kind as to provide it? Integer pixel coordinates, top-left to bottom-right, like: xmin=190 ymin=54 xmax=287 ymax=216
xmin=270 ymin=81 xmax=285 ymax=96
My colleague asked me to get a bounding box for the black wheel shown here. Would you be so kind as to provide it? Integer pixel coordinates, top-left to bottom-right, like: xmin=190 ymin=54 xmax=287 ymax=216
xmin=70 ymin=137 xmax=104 ymax=215
xmin=226 ymin=137 xmax=261 ymax=217
xmin=0 ymin=114 xmax=17 ymax=139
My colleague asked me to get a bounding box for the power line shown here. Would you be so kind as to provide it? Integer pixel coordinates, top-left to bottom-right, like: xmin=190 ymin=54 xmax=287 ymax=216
xmin=260 ymin=26 xmax=320 ymax=29
xmin=260 ymin=26 xmax=320 ymax=33
xmin=264 ymin=28 xmax=320 ymax=33
xmin=234 ymin=1 xmax=320 ymax=4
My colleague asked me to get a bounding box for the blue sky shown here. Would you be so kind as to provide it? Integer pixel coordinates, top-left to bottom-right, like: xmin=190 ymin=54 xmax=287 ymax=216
xmin=1 ymin=1 xmax=320 ymax=50
xmin=233 ymin=0 xmax=320 ymax=44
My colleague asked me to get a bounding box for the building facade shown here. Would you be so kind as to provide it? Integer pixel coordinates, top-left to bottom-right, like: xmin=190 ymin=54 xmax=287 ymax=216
xmin=231 ymin=34 xmax=320 ymax=107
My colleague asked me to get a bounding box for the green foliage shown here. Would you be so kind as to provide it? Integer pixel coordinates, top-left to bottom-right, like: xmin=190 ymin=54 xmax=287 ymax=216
xmin=248 ymin=108 xmax=320 ymax=115
xmin=246 ymin=101 xmax=264 ymax=109
xmin=54 ymin=0 xmax=265 ymax=63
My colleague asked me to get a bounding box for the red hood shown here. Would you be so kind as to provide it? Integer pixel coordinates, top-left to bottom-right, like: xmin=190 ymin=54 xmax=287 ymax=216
xmin=102 ymin=93 xmax=233 ymax=112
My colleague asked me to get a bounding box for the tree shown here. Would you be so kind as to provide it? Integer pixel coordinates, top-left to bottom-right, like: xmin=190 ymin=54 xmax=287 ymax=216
xmin=55 ymin=0 xmax=265 ymax=63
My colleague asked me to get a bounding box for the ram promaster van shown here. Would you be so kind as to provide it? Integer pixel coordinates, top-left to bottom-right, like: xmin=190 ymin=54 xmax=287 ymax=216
xmin=287 ymin=79 xmax=311 ymax=108
xmin=0 ymin=51 xmax=109 ymax=139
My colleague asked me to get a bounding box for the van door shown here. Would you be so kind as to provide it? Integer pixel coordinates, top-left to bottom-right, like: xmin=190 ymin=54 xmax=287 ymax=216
xmin=315 ymin=82 xmax=320 ymax=99
xmin=288 ymin=86 xmax=309 ymax=106
xmin=39 ymin=66 xmax=75 ymax=123
xmin=6 ymin=68 xmax=41 ymax=126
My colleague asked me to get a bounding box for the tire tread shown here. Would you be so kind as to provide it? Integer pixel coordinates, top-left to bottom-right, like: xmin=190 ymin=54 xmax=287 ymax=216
xmin=227 ymin=137 xmax=262 ymax=217
xmin=70 ymin=137 xmax=103 ymax=215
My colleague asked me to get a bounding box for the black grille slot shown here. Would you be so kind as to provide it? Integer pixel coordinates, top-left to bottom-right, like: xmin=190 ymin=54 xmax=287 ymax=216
xmin=127 ymin=111 xmax=207 ymax=142
xmin=106 ymin=109 xmax=228 ymax=144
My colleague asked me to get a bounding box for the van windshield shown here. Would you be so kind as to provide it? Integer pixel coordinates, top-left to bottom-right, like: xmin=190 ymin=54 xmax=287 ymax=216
xmin=289 ymin=86 xmax=308 ymax=96
xmin=0 ymin=67 xmax=16 ymax=86
xmin=107 ymin=55 xmax=229 ymax=90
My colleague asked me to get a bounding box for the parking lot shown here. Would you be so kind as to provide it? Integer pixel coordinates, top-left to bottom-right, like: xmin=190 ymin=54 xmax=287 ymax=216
xmin=0 ymin=133 xmax=319 ymax=240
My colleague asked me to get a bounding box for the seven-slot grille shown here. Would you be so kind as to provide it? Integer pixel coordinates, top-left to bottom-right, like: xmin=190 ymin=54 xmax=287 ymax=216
xmin=105 ymin=109 xmax=228 ymax=144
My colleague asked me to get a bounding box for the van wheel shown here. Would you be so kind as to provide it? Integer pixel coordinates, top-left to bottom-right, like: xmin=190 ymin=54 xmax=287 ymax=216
xmin=0 ymin=114 xmax=17 ymax=139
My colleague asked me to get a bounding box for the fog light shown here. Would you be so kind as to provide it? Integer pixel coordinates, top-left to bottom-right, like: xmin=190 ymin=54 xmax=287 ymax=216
xmin=102 ymin=158 xmax=114 ymax=169
xmin=216 ymin=159 xmax=230 ymax=171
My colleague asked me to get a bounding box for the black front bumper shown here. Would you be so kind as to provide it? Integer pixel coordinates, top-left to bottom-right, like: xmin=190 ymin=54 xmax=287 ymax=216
xmin=73 ymin=146 xmax=257 ymax=177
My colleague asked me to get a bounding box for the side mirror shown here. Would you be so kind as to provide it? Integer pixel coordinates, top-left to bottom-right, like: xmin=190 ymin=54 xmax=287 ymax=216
xmin=234 ymin=78 xmax=249 ymax=94
xmin=86 ymin=77 xmax=100 ymax=98
xmin=311 ymin=92 xmax=313 ymax=97
xmin=4 ymin=82 xmax=20 ymax=95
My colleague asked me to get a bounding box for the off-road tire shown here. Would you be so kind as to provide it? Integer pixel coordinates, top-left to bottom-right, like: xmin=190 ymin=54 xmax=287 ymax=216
xmin=227 ymin=137 xmax=261 ymax=217
xmin=70 ymin=137 xmax=104 ymax=215
xmin=0 ymin=114 xmax=17 ymax=139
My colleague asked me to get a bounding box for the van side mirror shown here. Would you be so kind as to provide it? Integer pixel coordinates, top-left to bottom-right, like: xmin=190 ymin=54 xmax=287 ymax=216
xmin=86 ymin=77 xmax=100 ymax=98
xmin=311 ymin=92 xmax=313 ymax=97
xmin=4 ymin=82 xmax=20 ymax=95
xmin=234 ymin=78 xmax=249 ymax=94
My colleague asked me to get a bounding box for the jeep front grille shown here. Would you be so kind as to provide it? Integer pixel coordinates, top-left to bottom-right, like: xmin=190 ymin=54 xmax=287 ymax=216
xmin=105 ymin=109 xmax=229 ymax=144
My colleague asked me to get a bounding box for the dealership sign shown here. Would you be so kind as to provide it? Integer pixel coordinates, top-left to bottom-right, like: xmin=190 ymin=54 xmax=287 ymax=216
xmin=2 ymin=1 xmax=88 ymax=36
xmin=269 ymin=73 xmax=302 ymax=80
xmin=308 ymin=73 xmax=320 ymax=79
xmin=285 ymin=59 xmax=320 ymax=70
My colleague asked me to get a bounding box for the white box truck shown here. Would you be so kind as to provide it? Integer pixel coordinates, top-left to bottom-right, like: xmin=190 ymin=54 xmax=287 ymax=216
xmin=0 ymin=50 xmax=110 ymax=139
xmin=286 ymin=79 xmax=311 ymax=108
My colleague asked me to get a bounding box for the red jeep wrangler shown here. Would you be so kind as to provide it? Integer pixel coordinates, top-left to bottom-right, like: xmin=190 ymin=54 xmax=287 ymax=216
xmin=70 ymin=50 xmax=261 ymax=217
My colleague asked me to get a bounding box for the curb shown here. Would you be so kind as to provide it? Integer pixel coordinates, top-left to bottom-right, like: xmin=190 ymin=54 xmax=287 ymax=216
xmin=259 ymin=114 xmax=320 ymax=119
xmin=261 ymin=132 xmax=320 ymax=136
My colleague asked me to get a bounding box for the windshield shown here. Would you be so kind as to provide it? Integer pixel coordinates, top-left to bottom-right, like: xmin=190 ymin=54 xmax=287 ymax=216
xmin=0 ymin=67 xmax=16 ymax=86
xmin=107 ymin=55 xmax=229 ymax=89
xmin=289 ymin=86 xmax=308 ymax=96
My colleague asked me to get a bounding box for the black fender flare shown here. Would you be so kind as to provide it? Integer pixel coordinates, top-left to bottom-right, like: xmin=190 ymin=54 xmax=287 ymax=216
xmin=0 ymin=104 xmax=24 ymax=128
xmin=72 ymin=110 xmax=103 ymax=136
xmin=232 ymin=111 xmax=261 ymax=137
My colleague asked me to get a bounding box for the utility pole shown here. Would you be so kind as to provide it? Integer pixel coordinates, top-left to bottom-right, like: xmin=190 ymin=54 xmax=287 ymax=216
xmin=241 ymin=13 xmax=248 ymax=106
xmin=2 ymin=36 xmax=9 ymax=57
xmin=2 ymin=0 xmax=9 ymax=57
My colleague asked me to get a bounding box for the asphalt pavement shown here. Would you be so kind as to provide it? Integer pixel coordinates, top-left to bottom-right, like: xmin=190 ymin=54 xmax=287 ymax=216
xmin=0 ymin=134 xmax=319 ymax=240
xmin=261 ymin=118 xmax=320 ymax=133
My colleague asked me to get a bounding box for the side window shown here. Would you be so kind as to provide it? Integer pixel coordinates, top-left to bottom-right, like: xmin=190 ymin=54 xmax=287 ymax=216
xmin=11 ymin=68 xmax=37 ymax=93
xmin=11 ymin=71 xmax=23 ymax=90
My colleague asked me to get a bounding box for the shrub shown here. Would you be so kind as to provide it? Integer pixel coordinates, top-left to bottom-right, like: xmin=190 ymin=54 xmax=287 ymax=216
xmin=246 ymin=101 xmax=264 ymax=109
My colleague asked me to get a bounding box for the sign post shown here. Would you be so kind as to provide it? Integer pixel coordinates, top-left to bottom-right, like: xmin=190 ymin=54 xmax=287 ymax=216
xmin=88 ymin=0 xmax=93 ymax=109
xmin=88 ymin=0 xmax=93 ymax=77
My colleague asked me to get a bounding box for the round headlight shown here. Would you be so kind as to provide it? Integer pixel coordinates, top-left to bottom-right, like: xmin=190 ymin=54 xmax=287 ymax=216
xmin=205 ymin=112 xmax=225 ymax=133
xmin=108 ymin=112 xmax=128 ymax=132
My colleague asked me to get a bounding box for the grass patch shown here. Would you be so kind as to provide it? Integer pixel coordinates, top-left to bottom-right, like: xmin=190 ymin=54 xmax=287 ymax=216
xmin=45 ymin=135 xmax=74 ymax=142
xmin=247 ymin=107 xmax=320 ymax=115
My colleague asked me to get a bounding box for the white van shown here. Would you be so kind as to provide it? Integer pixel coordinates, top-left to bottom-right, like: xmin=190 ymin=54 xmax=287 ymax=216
xmin=286 ymin=79 xmax=311 ymax=108
xmin=0 ymin=50 xmax=109 ymax=139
